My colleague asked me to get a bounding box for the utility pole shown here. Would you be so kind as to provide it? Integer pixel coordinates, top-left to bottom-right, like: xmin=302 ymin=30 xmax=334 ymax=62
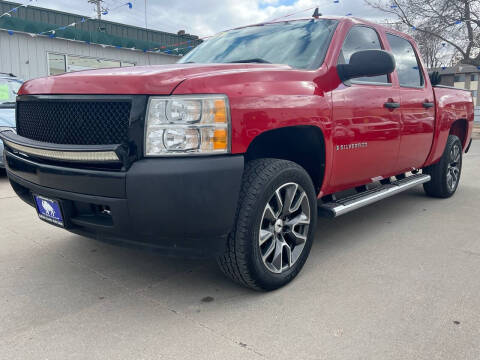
xmin=144 ymin=0 xmax=148 ymax=30
xmin=88 ymin=0 xmax=107 ymax=20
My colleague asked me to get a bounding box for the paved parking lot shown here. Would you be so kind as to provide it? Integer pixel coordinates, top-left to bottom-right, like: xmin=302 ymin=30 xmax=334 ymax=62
xmin=1 ymin=142 xmax=479 ymax=360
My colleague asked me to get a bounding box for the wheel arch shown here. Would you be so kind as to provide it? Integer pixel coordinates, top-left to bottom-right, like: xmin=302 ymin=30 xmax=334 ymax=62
xmin=245 ymin=125 xmax=326 ymax=193
xmin=449 ymin=119 xmax=469 ymax=149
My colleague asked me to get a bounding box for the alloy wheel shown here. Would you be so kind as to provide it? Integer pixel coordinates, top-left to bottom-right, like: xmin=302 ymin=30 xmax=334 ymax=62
xmin=447 ymin=143 xmax=461 ymax=191
xmin=258 ymin=182 xmax=311 ymax=274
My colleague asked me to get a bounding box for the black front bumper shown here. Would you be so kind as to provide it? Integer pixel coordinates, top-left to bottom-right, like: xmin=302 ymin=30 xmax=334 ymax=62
xmin=4 ymin=150 xmax=244 ymax=257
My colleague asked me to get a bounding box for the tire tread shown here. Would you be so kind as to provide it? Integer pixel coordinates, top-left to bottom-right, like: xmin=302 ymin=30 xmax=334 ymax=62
xmin=423 ymin=135 xmax=462 ymax=198
xmin=217 ymin=158 xmax=315 ymax=290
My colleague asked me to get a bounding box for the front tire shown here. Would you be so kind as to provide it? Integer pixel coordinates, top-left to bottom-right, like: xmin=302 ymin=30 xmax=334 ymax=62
xmin=217 ymin=158 xmax=317 ymax=291
xmin=423 ymin=135 xmax=462 ymax=198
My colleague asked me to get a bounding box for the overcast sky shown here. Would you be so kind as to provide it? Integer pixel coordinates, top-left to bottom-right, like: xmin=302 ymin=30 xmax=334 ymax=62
xmin=25 ymin=0 xmax=390 ymax=38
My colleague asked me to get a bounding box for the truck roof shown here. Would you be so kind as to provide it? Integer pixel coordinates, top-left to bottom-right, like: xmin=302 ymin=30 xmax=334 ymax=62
xmin=230 ymin=16 xmax=414 ymax=44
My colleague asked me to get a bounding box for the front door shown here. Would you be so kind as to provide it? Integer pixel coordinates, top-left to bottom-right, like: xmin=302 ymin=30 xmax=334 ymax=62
xmin=330 ymin=25 xmax=401 ymax=191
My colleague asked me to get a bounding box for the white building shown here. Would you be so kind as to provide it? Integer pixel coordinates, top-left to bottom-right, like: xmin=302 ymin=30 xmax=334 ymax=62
xmin=0 ymin=29 xmax=178 ymax=80
xmin=0 ymin=0 xmax=201 ymax=81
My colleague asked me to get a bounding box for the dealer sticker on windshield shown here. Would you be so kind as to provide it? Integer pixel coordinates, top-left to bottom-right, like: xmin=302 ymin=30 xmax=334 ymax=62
xmin=33 ymin=195 xmax=64 ymax=227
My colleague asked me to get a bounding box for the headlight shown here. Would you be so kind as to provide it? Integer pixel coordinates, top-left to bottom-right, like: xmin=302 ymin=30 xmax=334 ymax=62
xmin=145 ymin=95 xmax=230 ymax=156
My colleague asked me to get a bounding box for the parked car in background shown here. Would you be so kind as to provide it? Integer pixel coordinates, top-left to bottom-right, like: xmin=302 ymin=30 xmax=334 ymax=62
xmin=0 ymin=73 xmax=22 ymax=171
xmin=0 ymin=17 xmax=474 ymax=290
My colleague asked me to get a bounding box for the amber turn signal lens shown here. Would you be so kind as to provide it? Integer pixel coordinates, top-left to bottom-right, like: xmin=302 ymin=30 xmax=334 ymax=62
xmin=213 ymin=129 xmax=228 ymax=150
xmin=214 ymin=99 xmax=227 ymax=123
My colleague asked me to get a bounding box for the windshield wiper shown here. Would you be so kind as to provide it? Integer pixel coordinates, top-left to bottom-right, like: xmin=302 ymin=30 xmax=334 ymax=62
xmin=228 ymin=58 xmax=271 ymax=64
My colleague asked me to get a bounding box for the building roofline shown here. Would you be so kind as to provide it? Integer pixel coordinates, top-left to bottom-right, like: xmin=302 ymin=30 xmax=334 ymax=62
xmin=0 ymin=27 xmax=180 ymax=57
xmin=0 ymin=0 xmax=198 ymax=39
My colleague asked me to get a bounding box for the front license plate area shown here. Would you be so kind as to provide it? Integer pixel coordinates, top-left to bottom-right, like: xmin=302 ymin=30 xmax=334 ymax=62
xmin=33 ymin=195 xmax=65 ymax=227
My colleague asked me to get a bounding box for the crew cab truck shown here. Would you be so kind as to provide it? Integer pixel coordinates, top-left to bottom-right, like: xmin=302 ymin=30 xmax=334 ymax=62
xmin=0 ymin=16 xmax=474 ymax=291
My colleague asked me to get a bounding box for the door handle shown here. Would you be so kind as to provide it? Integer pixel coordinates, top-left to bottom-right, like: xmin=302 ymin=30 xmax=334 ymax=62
xmin=423 ymin=102 xmax=434 ymax=108
xmin=384 ymin=102 xmax=400 ymax=109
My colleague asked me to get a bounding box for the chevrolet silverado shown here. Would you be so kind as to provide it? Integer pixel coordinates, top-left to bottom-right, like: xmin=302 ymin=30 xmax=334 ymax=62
xmin=0 ymin=16 xmax=474 ymax=290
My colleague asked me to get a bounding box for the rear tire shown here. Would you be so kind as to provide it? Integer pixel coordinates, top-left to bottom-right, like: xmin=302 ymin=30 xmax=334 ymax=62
xmin=217 ymin=158 xmax=317 ymax=291
xmin=423 ymin=135 xmax=462 ymax=198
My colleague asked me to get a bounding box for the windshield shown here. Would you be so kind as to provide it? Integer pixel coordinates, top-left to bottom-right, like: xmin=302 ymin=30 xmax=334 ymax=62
xmin=0 ymin=78 xmax=22 ymax=105
xmin=179 ymin=19 xmax=338 ymax=70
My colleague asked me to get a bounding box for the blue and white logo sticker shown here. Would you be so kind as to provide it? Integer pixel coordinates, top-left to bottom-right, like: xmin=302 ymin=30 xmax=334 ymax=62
xmin=34 ymin=195 xmax=64 ymax=226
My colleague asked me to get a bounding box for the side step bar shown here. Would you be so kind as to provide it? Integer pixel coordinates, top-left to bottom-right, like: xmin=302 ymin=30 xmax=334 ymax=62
xmin=318 ymin=173 xmax=431 ymax=218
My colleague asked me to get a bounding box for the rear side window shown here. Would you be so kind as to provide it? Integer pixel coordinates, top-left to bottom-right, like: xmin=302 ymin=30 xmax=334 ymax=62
xmin=386 ymin=34 xmax=424 ymax=87
xmin=338 ymin=26 xmax=389 ymax=84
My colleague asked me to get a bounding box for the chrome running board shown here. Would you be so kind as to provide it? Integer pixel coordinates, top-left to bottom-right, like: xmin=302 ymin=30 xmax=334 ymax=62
xmin=318 ymin=174 xmax=431 ymax=218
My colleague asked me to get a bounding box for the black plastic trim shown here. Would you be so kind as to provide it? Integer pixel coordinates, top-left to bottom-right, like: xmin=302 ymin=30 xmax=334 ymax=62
xmin=1 ymin=130 xmax=122 ymax=152
xmin=422 ymin=102 xmax=435 ymax=108
xmin=5 ymin=154 xmax=245 ymax=257
xmin=337 ymin=50 xmax=396 ymax=83
xmin=384 ymin=102 xmax=400 ymax=109
xmin=5 ymin=150 xmax=126 ymax=198
xmin=15 ymin=94 xmax=148 ymax=169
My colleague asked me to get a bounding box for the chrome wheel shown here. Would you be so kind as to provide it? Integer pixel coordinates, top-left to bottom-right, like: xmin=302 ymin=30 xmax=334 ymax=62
xmin=259 ymin=182 xmax=311 ymax=274
xmin=447 ymin=143 xmax=461 ymax=191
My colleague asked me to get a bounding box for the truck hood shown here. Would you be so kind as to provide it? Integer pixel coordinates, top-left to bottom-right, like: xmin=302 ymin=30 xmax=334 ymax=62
xmin=19 ymin=63 xmax=291 ymax=95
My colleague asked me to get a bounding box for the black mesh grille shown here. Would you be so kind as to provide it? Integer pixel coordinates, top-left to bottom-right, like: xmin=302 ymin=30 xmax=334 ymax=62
xmin=16 ymin=100 xmax=132 ymax=145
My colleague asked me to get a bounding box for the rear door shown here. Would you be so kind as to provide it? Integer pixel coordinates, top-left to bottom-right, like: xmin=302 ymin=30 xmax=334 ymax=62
xmin=386 ymin=34 xmax=435 ymax=171
xmin=331 ymin=26 xmax=401 ymax=190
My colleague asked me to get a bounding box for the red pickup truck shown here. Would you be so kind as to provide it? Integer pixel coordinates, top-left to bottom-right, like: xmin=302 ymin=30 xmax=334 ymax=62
xmin=0 ymin=16 xmax=474 ymax=290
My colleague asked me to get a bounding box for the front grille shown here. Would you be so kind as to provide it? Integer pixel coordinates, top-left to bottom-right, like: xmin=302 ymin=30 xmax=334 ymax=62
xmin=16 ymin=100 xmax=132 ymax=145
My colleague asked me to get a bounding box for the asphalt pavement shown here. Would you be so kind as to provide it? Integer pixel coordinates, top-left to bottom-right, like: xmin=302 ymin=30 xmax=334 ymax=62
xmin=0 ymin=142 xmax=479 ymax=360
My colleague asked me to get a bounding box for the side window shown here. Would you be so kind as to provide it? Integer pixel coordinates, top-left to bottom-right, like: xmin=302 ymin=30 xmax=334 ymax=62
xmin=386 ymin=34 xmax=424 ymax=87
xmin=338 ymin=26 xmax=389 ymax=84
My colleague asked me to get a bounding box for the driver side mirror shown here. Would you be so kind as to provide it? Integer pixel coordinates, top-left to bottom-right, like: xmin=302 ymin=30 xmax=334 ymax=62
xmin=337 ymin=50 xmax=396 ymax=82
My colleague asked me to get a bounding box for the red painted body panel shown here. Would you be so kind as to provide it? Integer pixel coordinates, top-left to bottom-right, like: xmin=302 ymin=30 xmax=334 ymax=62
xmin=329 ymin=83 xmax=401 ymax=192
xmin=173 ymin=67 xmax=332 ymax=152
xmin=18 ymin=63 xmax=291 ymax=95
xmin=18 ymin=17 xmax=474 ymax=198
xmin=395 ymin=87 xmax=435 ymax=171
xmin=424 ymin=87 xmax=474 ymax=166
